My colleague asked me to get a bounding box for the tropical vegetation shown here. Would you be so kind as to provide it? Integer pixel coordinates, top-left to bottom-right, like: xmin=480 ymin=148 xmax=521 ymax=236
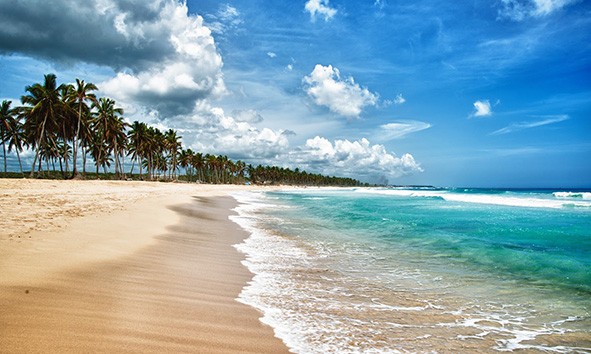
xmin=0 ymin=74 xmax=363 ymax=187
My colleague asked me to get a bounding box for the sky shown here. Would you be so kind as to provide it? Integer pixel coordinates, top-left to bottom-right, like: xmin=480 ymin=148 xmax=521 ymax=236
xmin=0 ymin=0 xmax=590 ymax=187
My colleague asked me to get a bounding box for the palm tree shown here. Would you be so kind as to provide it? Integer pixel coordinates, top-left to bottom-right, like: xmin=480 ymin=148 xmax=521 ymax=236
xmin=57 ymin=84 xmax=77 ymax=178
xmin=127 ymin=121 xmax=148 ymax=179
xmin=142 ymin=126 xmax=159 ymax=180
xmin=92 ymin=97 xmax=127 ymax=179
xmin=164 ymin=129 xmax=181 ymax=180
xmin=89 ymin=132 xmax=111 ymax=176
xmin=192 ymin=152 xmax=204 ymax=182
xmin=5 ymin=106 xmax=27 ymax=175
xmin=68 ymin=79 xmax=97 ymax=178
xmin=179 ymin=148 xmax=194 ymax=181
xmin=0 ymin=100 xmax=14 ymax=173
xmin=20 ymin=74 xmax=67 ymax=177
xmin=206 ymin=154 xmax=219 ymax=183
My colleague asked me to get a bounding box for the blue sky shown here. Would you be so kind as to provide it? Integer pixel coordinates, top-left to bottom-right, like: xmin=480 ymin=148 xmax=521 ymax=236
xmin=1 ymin=0 xmax=590 ymax=187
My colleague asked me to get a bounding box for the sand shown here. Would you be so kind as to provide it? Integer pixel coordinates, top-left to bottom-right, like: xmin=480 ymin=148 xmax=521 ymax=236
xmin=0 ymin=179 xmax=290 ymax=353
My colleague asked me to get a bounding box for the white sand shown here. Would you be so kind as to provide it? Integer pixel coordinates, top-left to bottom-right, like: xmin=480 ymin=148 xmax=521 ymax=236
xmin=0 ymin=179 xmax=289 ymax=353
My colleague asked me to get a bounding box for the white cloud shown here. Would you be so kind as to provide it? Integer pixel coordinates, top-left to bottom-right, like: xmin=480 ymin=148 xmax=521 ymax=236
xmin=472 ymin=100 xmax=492 ymax=117
xmin=298 ymin=136 xmax=422 ymax=182
xmin=305 ymin=0 xmax=337 ymax=22
xmin=286 ymin=64 xmax=294 ymax=71
xmin=377 ymin=121 xmax=431 ymax=141
xmin=303 ymin=64 xmax=379 ymax=118
xmin=393 ymin=93 xmax=406 ymax=105
xmin=97 ymin=1 xmax=224 ymax=116
xmin=267 ymin=52 xmax=277 ymax=58
xmin=232 ymin=109 xmax=264 ymax=123
xmin=498 ymin=0 xmax=575 ymax=21
xmin=177 ymin=103 xmax=290 ymax=159
xmin=206 ymin=4 xmax=242 ymax=34
xmin=490 ymin=114 xmax=569 ymax=135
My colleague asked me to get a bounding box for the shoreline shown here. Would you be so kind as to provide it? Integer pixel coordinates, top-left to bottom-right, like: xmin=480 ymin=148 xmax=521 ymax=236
xmin=0 ymin=179 xmax=290 ymax=353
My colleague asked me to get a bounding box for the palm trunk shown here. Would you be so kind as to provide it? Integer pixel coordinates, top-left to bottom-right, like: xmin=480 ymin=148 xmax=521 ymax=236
xmin=30 ymin=113 xmax=49 ymax=178
xmin=96 ymin=149 xmax=102 ymax=179
xmin=115 ymin=153 xmax=120 ymax=179
xmin=64 ymin=148 xmax=69 ymax=177
xmin=2 ymin=142 xmax=6 ymax=173
xmin=72 ymin=105 xmax=82 ymax=178
xmin=120 ymin=151 xmax=125 ymax=179
xmin=62 ymin=125 xmax=68 ymax=179
xmin=16 ymin=148 xmax=23 ymax=175
xmin=82 ymin=147 xmax=87 ymax=176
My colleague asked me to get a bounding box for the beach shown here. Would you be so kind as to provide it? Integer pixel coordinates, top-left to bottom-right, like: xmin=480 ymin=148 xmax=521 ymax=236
xmin=0 ymin=179 xmax=290 ymax=353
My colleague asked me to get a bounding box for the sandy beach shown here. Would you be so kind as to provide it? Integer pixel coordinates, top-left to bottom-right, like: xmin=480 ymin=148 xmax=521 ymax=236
xmin=0 ymin=179 xmax=290 ymax=353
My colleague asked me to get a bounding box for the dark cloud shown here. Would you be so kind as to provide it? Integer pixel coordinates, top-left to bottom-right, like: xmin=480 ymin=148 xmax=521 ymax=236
xmin=0 ymin=0 xmax=173 ymax=71
xmin=0 ymin=0 xmax=225 ymax=118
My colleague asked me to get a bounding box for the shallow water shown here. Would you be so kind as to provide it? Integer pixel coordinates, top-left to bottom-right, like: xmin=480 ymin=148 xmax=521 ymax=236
xmin=231 ymin=188 xmax=591 ymax=353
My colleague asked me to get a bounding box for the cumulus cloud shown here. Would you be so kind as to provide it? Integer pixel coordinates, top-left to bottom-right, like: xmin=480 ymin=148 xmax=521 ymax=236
xmin=297 ymin=136 xmax=422 ymax=182
xmin=305 ymin=0 xmax=337 ymax=22
xmin=472 ymin=100 xmax=492 ymax=117
xmin=267 ymin=52 xmax=277 ymax=58
xmin=0 ymin=0 xmax=225 ymax=117
xmin=178 ymin=103 xmax=289 ymax=160
xmin=303 ymin=64 xmax=379 ymax=118
xmin=377 ymin=121 xmax=431 ymax=141
xmin=498 ymin=0 xmax=575 ymax=21
xmin=232 ymin=109 xmax=264 ymax=123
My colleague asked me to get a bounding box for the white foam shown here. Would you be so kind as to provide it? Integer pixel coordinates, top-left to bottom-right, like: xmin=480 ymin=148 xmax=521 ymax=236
xmin=356 ymin=188 xmax=591 ymax=209
xmin=230 ymin=191 xmax=411 ymax=353
xmin=553 ymin=191 xmax=591 ymax=200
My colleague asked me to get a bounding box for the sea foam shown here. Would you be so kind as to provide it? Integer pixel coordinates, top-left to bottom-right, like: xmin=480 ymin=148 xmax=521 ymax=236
xmin=356 ymin=188 xmax=591 ymax=209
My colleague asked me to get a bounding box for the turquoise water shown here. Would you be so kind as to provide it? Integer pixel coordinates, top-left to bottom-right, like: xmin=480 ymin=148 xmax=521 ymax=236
xmin=232 ymin=188 xmax=591 ymax=353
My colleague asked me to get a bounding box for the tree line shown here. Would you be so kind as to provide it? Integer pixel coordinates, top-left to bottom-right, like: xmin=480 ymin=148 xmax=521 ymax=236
xmin=0 ymin=74 xmax=363 ymax=187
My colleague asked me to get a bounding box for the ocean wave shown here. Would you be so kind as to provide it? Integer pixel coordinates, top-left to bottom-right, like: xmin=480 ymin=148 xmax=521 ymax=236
xmin=357 ymin=188 xmax=591 ymax=209
xmin=553 ymin=191 xmax=591 ymax=200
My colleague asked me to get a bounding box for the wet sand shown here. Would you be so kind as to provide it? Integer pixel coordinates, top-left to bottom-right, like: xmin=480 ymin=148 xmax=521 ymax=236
xmin=0 ymin=179 xmax=289 ymax=353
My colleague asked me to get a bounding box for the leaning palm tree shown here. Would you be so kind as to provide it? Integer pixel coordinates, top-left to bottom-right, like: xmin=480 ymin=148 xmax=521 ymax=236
xmin=20 ymin=74 xmax=66 ymax=177
xmin=67 ymin=79 xmax=97 ymax=178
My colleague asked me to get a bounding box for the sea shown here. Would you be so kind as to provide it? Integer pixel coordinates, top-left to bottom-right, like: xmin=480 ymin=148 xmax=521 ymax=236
xmin=230 ymin=187 xmax=591 ymax=353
